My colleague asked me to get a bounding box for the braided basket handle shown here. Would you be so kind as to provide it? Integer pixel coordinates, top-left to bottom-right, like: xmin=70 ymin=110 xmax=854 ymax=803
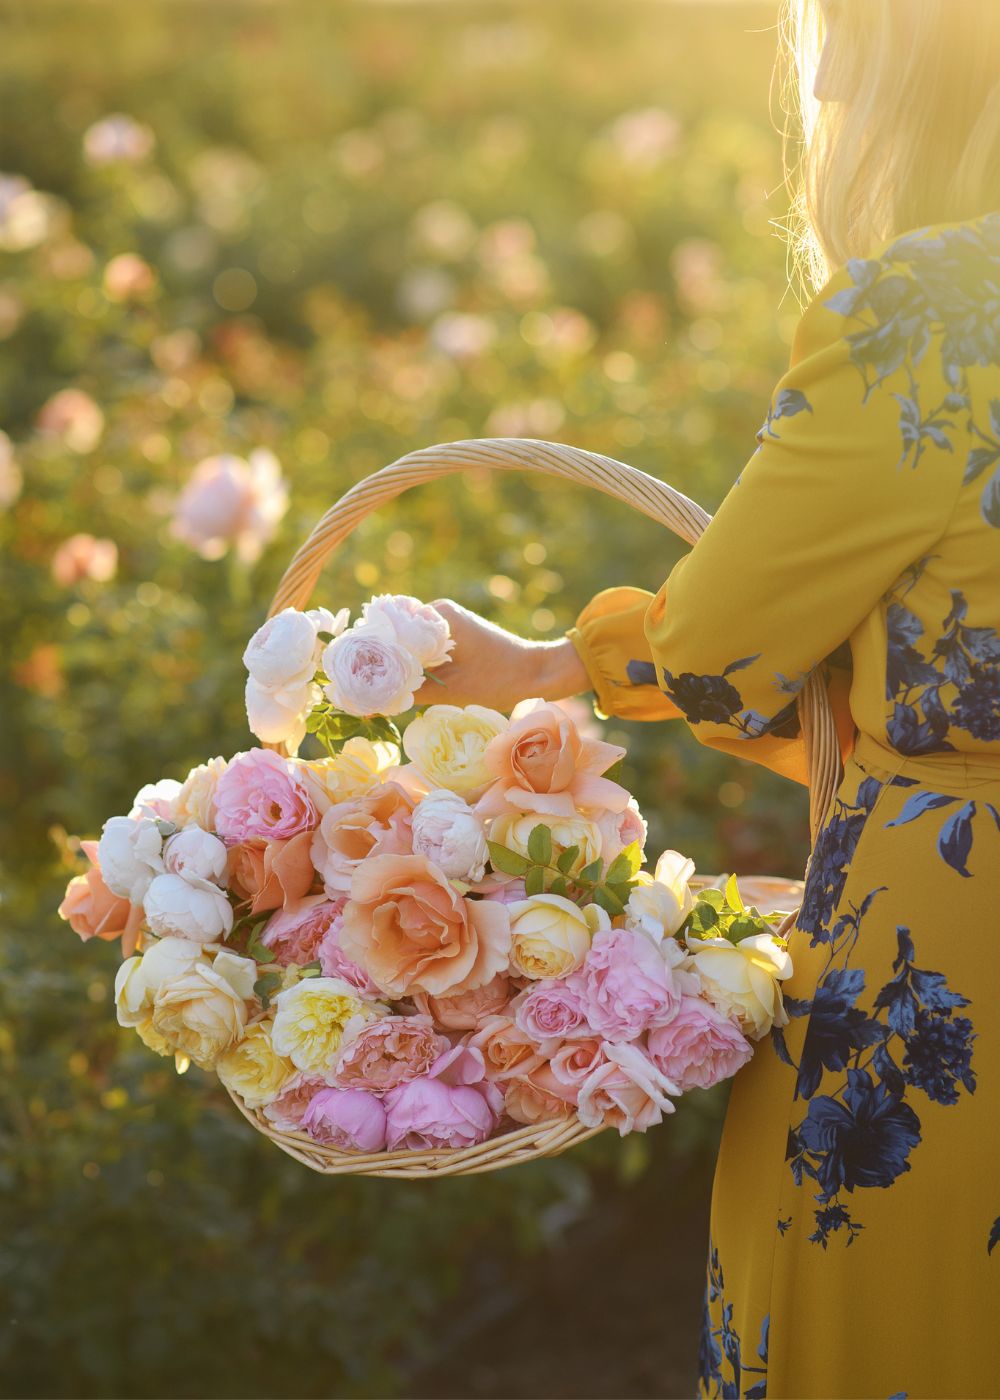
xmin=267 ymin=437 xmax=840 ymax=848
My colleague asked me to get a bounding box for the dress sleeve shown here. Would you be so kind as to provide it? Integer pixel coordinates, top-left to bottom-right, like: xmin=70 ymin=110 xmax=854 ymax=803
xmin=568 ymin=257 xmax=963 ymax=786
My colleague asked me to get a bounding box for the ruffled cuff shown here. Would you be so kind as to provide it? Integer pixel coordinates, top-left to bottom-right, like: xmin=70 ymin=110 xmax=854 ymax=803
xmin=568 ymin=586 xmax=681 ymax=722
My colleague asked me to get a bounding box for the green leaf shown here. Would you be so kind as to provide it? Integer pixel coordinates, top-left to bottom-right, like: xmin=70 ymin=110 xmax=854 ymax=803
xmin=592 ymin=885 xmax=625 ymax=916
xmin=697 ymin=887 xmax=726 ymax=911
xmin=604 ymin=852 xmax=633 ymax=885
xmin=555 ymin=845 xmax=579 ymax=875
xmin=524 ymin=865 xmax=545 ymax=896
xmin=726 ymin=915 xmax=763 ymax=944
xmin=606 ymin=880 xmax=635 ymax=903
xmin=620 ymin=840 xmax=643 ymax=877
xmin=579 ymin=858 xmax=603 ymax=883
xmin=527 ymin=823 xmax=552 ymax=865
xmin=724 ymin=873 xmax=745 ymax=911
xmin=549 ymin=875 xmax=569 ymax=898
xmin=487 ymin=841 xmax=531 ymax=876
xmin=253 ymin=971 xmax=282 ymax=1009
xmin=603 ymin=757 xmax=626 ymax=786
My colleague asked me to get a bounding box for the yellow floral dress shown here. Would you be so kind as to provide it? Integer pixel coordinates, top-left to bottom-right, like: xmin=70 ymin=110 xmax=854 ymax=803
xmin=568 ymin=212 xmax=1000 ymax=1400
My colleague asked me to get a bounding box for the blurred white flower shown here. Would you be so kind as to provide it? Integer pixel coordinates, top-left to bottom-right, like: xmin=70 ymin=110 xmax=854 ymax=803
xmin=0 ymin=430 xmax=22 ymax=509
xmin=429 ymin=311 xmax=497 ymax=361
xmin=396 ymin=266 xmax=456 ymax=322
xmin=36 ymin=389 xmax=105 ymax=454
xmin=410 ymin=199 xmax=477 ymax=261
xmin=171 ymin=449 xmax=288 ymax=563
xmin=0 ymin=174 xmax=63 ymax=252
xmin=603 ymin=107 xmax=681 ymax=170
xmin=83 ymin=114 xmax=155 ymax=166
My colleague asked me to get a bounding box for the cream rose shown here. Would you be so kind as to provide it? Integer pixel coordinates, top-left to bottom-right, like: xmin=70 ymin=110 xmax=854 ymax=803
xmin=149 ymin=949 xmax=258 ymax=1069
xmin=625 ymin=849 xmax=696 ymax=943
xmin=173 ymin=757 xmax=227 ymax=830
xmin=162 ymin=825 xmax=228 ymax=885
xmin=489 ymin=811 xmax=602 ymax=876
xmin=271 ymin=977 xmax=384 ymax=1082
xmin=143 ymin=872 xmax=234 ymax=944
xmin=402 ymin=704 xmax=508 ymax=798
xmin=507 ymin=895 xmax=609 ymax=980
xmin=98 ymin=815 xmax=164 ymax=903
xmin=216 ymin=1017 xmax=297 ymax=1108
xmin=411 ymin=789 xmax=489 ymax=881
xmin=688 ymin=932 xmax=792 ymax=1040
xmin=359 ymin=594 xmax=452 ymax=670
xmin=115 ymin=936 xmax=205 ymax=1026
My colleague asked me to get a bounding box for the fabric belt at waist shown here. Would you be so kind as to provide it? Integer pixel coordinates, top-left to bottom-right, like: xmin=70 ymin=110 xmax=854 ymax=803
xmin=851 ymin=730 xmax=1000 ymax=796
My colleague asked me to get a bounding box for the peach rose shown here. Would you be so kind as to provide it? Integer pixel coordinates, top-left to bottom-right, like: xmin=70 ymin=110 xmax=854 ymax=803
xmin=310 ymin=782 xmax=414 ymax=896
xmin=468 ymin=1014 xmax=549 ymax=1082
xmin=51 ymin=533 xmax=118 ymax=587
xmin=340 ymin=852 xmax=511 ymax=998
xmin=58 ymin=840 xmax=144 ymax=956
xmin=476 ymin=699 xmax=629 ymax=819
xmin=226 ymin=831 xmax=315 ymax=914
xmin=504 ymin=1062 xmax=575 ymax=1126
xmin=410 ymin=971 xmax=512 ymax=1030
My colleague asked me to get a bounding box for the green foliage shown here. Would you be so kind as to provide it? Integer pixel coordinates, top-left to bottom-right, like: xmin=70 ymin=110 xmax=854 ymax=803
xmin=0 ymin=2 xmax=806 ymax=1395
xmin=682 ymin=879 xmax=787 ymax=947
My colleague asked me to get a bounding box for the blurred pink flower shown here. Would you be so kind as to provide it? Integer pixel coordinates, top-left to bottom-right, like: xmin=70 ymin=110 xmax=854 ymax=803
xmin=36 ymin=389 xmax=104 ymax=454
xmin=83 ymin=114 xmax=155 ymax=166
xmin=51 ymin=533 xmax=118 ymax=587
xmin=0 ymin=431 xmax=22 ymax=509
xmin=103 ymin=252 xmax=156 ymax=302
xmin=171 ymin=450 xmax=287 ymax=563
xmin=604 ymin=107 xmax=681 ymax=169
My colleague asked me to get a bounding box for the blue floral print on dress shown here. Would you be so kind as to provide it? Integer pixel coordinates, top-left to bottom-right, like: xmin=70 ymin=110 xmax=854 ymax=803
xmin=699 ymin=1242 xmax=769 ymax=1399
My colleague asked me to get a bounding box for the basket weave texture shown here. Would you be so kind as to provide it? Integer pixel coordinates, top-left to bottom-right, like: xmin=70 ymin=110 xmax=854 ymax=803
xmin=228 ymin=437 xmax=839 ymax=1177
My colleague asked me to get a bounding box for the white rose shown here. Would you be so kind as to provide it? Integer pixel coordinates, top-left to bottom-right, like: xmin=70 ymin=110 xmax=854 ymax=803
xmin=129 ymin=777 xmax=182 ymax=822
xmin=143 ymin=872 xmax=234 ymax=944
xmin=359 ymin=594 xmax=453 ymax=669
xmin=115 ymin=936 xmax=206 ymax=1026
xmin=98 ymin=815 xmax=164 ymax=903
xmin=688 ymin=932 xmax=793 ymax=1040
xmin=163 ymin=825 xmax=228 ymax=885
xmin=271 ymin=977 xmax=385 ymax=1082
xmin=243 ymin=608 xmax=321 ymax=690
xmin=490 ymin=811 xmax=602 ymax=876
xmin=508 ymin=895 xmax=609 ymax=980
xmin=173 ymin=757 xmax=227 ymax=830
xmin=625 ymin=848 xmax=696 ymax=943
xmin=322 ymin=619 xmax=424 ymax=717
xmin=402 ymin=703 xmax=509 ymax=797
xmin=245 ymin=673 xmax=317 ymax=747
xmin=411 ymin=789 xmax=489 ymax=881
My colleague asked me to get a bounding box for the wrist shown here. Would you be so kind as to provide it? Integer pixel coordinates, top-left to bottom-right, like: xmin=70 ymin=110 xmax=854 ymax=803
xmin=535 ymin=637 xmax=591 ymax=701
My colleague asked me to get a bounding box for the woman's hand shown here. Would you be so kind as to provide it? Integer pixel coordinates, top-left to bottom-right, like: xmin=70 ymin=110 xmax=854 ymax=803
xmin=411 ymin=599 xmax=592 ymax=711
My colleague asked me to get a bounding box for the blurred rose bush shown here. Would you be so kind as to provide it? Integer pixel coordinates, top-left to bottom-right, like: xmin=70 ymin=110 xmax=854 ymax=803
xmin=0 ymin=2 xmax=805 ymax=1396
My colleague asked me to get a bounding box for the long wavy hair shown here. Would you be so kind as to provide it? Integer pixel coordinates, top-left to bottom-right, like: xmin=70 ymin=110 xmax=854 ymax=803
xmin=780 ymin=0 xmax=1000 ymax=294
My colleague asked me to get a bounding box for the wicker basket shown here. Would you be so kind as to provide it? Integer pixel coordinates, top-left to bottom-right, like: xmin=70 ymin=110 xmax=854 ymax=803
xmin=225 ymin=437 xmax=839 ymax=1178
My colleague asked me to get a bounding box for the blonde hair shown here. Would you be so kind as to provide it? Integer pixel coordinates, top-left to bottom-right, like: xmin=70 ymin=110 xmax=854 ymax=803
xmin=780 ymin=0 xmax=1000 ymax=294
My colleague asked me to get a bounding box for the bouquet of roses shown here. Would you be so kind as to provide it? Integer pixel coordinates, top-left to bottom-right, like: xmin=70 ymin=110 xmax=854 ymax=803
xmin=59 ymin=593 xmax=794 ymax=1157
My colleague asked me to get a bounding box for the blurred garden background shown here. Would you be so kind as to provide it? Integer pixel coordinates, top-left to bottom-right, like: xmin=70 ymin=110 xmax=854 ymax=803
xmin=0 ymin=1 xmax=808 ymax=1395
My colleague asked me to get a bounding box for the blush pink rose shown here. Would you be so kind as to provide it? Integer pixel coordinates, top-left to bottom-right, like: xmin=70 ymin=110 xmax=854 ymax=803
xmin=646 ymin=995 xmax=753 ymax=1091
xmin=575 ymin=926 xmax=681 ymax=1041
xmin=301 ymin=1086 xmax=387 ymax=1153
xmin=215 ymin=749 xmax=319 ymax=845
xmin=383 ymin=1044 xmax=503 ymax=1151
xmin=547 ymin=1038 xmax=606 ymax=1103
xmin=226 ymin=832 xmax=316 ymax=914
xmin=310 ymin=782 xmax=414 ymax=895
xmin=475 ymin=699 xmax=629 ymax=819
xmin=595 ymin=798 xmax=647 ymax=864
xmin=576 ymin=1042 xmax=680 ymax=1135
xmin=513 ymin=979 xmax=589 ymax=1042
xmin=332 ymin=1015 xmax=449 ymax=1094
xmin=504 ymin=1062 xmax=575 ymax=1126
xmin=260 ymin=1074 xmax=325 ymax=1132
xmin=260 ymin=895 xmax=344 ymax=967
xmin=171 ymin=450 xmax=288 ymax=564
xmin=58 ymin=840 xmax=144 ymax=956
xmin=468 ymin=1015 xmax=548 ymax=1082
xmin=340 ymin=853 xmax=511 ymax=998
xmin=410 ymin=972 xmax=512 ymax=1030
xmin=316 ymin=912 xmax=382 ymax=998
xmin=474 ymin=874 xmax=528 ymax=905
xmin=51 ymin=534 xmax=118 ymax=587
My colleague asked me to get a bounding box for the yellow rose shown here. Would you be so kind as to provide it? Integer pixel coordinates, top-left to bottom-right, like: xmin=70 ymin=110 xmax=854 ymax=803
xmin=625 ymin=849 xmax=696 ymax=942
xmin=508 ymin=895 xmax=609 ymax=979
xmin=490 ymin=812 xmax=602 ymax=876
xmin=173 ymin=756 xmax=228 ymax=830
xmin=402 ymin=704 xmax=508 ymax=798
xmin=149 ymin=948 xmax=258 ymax=1069
xmin=270 ymin=976 xmax=384 ymax=1081
xmin=295 ymin=737 xmax=400 ymax=812
xmin=115 ymin=936 xmax=205 ymax=1027
xmin=688 ymin=932 xmax=792 ymax=1040
xmin=216 ymin=1017 xmax=297 ymax=1108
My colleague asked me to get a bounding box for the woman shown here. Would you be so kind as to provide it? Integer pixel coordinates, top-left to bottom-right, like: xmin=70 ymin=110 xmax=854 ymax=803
xmin=412 ymin=1 xmax=1000 ymax=1394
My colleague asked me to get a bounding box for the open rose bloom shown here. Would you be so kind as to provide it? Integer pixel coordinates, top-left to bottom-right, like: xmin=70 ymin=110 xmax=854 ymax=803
xmin=60 ymin=594 xmax=793 ymax=1167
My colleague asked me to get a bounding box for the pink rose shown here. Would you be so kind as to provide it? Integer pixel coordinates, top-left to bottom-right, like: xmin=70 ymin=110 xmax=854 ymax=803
xmin=646 ymin=995 xmax=753 ymax=1092
xmin=310 ymin=782 xmax=414 ymax=895
xmin=359 ymin=594 xmax=453 ymax=670
xmin=51 ymin=534 xmax=118 ymax=587
xmin=58 ymin=840 xmax=144 ymax=956
xmin=410 ymin=972 xmax=512 ymax=1030
xmin=340 ymin=853 xmax=511 ymax=998
xmin=332 ymin=1015 xmax=449 ymax=1094
xmin=384 ymin=1044 xmax=504 ymax=1151
xmin=316 ymin=913 xmax=382 ymax=998
xmin=576 ymin=1041 xmax=680 ymax=1135
xmin=260 ymin=1073 xmax=324 ymax=1132
xmin=576 ymin=926 xmax=681 ymax=1041
xmin=468 ymin=1015 xmax=548 ymax=1082
xmin=36 ymin=388 xmax=104 ymax=454
xmin=261 ymin=895 xmax=344 ymax=967
xmin=474 ymin=874 xmax=527 ymax=905
xmin=476 ymin=699 xmax=629 ymax=819
xmin=504 ymin=1062 xmax=575 ymax=1126
xmin=595 ymin=799 xmax=647 ymax=864
xmin=301 ymin=1086 xmax=387 ymax=1153
xmin=171 ymin=450 xmax=287 ymax=564
xmin=321 ymin=622 xmax=423 ymax=718
xmin=547 ymin=1038 xmax=606 ymax=1102
xmin=215 ymin=749 xmax=319 ymax=845
xmin=513 ymin=979 xmax=589 ymax=1042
